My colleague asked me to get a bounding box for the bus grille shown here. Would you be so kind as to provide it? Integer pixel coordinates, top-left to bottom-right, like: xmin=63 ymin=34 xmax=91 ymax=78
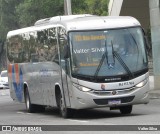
xmin=93 ymin=96 xmax=135 ymax=105
xmin=91 ymin=87 xmax=135 ymax=96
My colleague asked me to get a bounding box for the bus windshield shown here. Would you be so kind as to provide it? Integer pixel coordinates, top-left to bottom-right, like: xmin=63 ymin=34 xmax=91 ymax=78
xmin=69 ymin=27 xmax=148 ymax=80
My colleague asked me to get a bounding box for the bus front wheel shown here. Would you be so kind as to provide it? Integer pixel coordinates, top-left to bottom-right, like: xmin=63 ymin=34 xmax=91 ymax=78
xmin=119 ymin=105 xmax=132 ymax=114
xmin=58 ymin=92 xmax=74 ymax=118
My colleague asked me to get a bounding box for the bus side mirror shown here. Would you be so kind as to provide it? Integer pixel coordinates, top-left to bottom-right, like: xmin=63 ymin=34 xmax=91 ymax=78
xmin=64 ymin=45 xmax=70 ymax=59
xmin=142 ymin=28 xmax=150 ymax=52
xmin=144 ymin=35 xmax=152 ymax=58
xmin=144 ymin=36 xmax=149 ymax=46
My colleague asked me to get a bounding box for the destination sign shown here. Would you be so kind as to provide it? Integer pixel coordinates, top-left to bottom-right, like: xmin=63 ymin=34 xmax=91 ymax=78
xmin=75 ymin=35 xmax=105 ymax=41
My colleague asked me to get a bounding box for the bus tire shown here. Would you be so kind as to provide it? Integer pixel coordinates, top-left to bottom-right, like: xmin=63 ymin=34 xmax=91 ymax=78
xmin=25 ymin=88 xmax=45 ymax=113
xmin=25 ymin=88 xmax=36 ymax=113
xmin=58 ymin=92 xmax=74 ymax=118
xmin=119 ymin=105 xmax=132 ymax=114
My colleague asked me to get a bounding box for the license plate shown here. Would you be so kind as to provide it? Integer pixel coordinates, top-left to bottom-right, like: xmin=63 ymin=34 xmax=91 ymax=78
xmin=108 ymin=100 xmax=121 ymax=105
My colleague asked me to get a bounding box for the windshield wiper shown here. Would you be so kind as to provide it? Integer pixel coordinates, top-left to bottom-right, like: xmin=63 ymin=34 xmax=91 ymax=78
xmin=94 ymin=53 xmax=106 ymax=80
xmin=94 ymin=38 xmax=134 ymax=80
xmin=94 ymin=39 xmax=115 ymax=80
xmin=113 ymin=51 xmax=134 ymax=79
xmin=104 ymin=38 xmax=134 ymax=79
xmin=94 ymin=39 xmax=110 ymax=80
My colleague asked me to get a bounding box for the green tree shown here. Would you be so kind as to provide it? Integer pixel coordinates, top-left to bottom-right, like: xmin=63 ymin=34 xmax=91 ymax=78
xmin=16 ymin=0 xmax=109 ymax=27
xmin=16 ymin=0 xmax=64 ymax=27
xmin=72 ymin=0 xmax=88 ymax=14
xmin=85 ymin=0 xmax=109 ymax=15
xmin=0 ymin=0 xmax=109 ymax=41
xmin=0 ymin=0 xmax=21 ymax=41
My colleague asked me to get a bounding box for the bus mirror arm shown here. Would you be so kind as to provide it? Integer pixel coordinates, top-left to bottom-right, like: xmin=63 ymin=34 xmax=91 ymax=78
xmin=142 ymin=28 xmax=149 ymax=51
xmin=64 ymin=45 xmax=70 ymax=59
xmin=144 ymin=35 xmax=150 ymax=53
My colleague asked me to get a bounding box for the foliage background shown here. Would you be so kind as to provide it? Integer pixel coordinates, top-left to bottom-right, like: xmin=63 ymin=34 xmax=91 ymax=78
xmin=0 ymin=0 xmax=109 ymax=42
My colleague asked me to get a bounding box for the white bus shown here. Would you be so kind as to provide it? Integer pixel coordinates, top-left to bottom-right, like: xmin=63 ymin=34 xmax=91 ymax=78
xmin=7 ymin=15 xmax=150 ymax=118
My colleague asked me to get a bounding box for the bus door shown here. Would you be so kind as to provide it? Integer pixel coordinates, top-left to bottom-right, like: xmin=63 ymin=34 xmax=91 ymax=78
xmin=58 ymin=28 xmax=71 ymax=107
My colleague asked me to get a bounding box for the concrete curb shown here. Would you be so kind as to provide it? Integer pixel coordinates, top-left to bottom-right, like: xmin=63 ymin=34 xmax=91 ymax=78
xmin=149 ymin=92 xmax=160 ymax=99
xmin=149 ymin=76 xmax=160 ymax=99
xmin=149 ymin=89 xmax=160 ymax=99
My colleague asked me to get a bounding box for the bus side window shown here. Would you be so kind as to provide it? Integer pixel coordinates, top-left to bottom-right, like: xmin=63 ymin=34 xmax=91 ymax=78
xmin=27 ymin=32 xmax=37 ymax=62
xmin=35 ymin=30 xmax=47 ymax=62
xmin=48 ymin=28 xmax=58 ymax=62
xmin=35 ymin=28 xmax=58 ymax=63
xmin=7 ymin=35 xmax=25 ymax=63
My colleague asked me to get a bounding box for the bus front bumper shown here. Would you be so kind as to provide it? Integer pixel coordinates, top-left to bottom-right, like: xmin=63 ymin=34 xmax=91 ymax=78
xmin=70 ymin=81 xmax=150 ymax=109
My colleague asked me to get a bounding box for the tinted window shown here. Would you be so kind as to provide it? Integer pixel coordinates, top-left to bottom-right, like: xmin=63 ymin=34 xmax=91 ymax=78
xmin=7 ymin=27 xmax=58 ymax=63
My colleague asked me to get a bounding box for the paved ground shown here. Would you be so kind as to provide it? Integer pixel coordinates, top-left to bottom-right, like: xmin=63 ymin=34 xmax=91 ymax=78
xmin=0 ymin=76 xmax=160 ymax=134
xmin=0 ymin=90 xmax=160 ymax=134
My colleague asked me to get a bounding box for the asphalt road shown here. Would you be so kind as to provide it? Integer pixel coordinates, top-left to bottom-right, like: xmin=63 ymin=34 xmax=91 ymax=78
xmin=0 ymin=89 xmax=160 ymax=134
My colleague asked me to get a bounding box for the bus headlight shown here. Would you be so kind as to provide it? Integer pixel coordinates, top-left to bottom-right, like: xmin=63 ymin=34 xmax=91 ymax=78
xmin=73 ymin=83 xmax=92 ymax=92
xmin=80 ymin=86 xmax=92 ymax=92
xmin=135 ymin=79 xmax=147 ymax=88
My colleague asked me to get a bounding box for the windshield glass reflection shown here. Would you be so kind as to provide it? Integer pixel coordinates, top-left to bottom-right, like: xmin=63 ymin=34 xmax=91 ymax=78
xmin=69 ymin=27 xmax=148 ymax=78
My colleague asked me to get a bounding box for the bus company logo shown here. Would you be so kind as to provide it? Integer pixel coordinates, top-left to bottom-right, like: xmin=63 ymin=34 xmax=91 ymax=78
xmin=101 ymin=84 xmax=106 ymax=90
xmin=8 ymin=64 xmax=23 ymax=102
xmin=112 ymin=90 xmax=117 ymax=95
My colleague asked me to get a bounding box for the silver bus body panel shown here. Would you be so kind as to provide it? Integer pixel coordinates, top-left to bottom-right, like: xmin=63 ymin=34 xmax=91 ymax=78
xmin=29 ymin=62 xmax=60 ymax=106
xmin=8 ymin=62 xmax=62 ymax=107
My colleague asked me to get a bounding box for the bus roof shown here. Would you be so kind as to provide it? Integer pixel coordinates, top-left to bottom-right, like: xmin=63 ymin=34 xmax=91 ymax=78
xmin=7 ymin=15 xmax=141 ymax=38
xmin=61 ymin=16 xmax=141 ymax=31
